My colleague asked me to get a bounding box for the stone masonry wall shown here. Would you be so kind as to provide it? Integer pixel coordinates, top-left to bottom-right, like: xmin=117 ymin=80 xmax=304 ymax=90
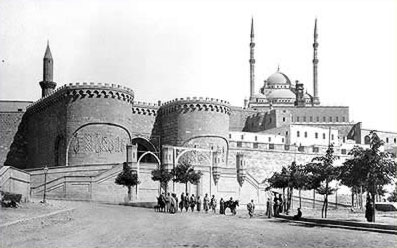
xmin=229 ymin=106 xmax=258 ymax=132
xmin=228 ymin=146 xmax=348 ymax=183
xmin=159 ymin=98 xmax=230 ymax=147
xmin=26 ymin=99 xmax=67 ymax=169
xmin=0 ymin=112 xmax=25 ymax=167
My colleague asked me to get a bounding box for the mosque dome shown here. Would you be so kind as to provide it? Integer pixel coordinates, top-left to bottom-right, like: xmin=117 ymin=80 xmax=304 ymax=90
xmin=266 ymin=89 xmax=296 ymax=99
xmin=266 ymin=71 xmax=291 ymax=86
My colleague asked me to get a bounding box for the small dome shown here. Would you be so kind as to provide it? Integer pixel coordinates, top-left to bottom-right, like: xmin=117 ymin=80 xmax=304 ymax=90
xmin=266 ymin=89 xmax=296 ymax=99
xmin=266 ymin=71 xmax=291 ymax=85
xmin=252 ymin=93 xmax=266 ymax=99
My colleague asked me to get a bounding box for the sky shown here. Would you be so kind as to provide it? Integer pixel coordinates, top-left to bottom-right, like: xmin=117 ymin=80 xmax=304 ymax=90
xmin=0 ymin=0 xmax=396 ymax=132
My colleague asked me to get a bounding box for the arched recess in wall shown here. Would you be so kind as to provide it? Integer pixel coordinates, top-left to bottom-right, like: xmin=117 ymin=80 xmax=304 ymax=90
xmin=54 ymin=134 xmax=66 ymax=166
xmin=65 ymin=122 xmax=132 ymax=166
xmin=181 ymin=135 xmax=229 ymax=166
xmin=131 ymin=137 xmax=158 ymax=163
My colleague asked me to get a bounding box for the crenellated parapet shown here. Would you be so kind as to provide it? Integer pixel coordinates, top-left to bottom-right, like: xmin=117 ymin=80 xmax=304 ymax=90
xmin=158 ymin=97 xmax=231 ymax=115
xmin=26 ymin=82 xmax=135 ymax=114
xmin=132 ymin=101 xmax=159 ymax=116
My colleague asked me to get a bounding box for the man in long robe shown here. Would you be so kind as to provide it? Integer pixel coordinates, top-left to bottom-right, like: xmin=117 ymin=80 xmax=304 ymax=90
xmin=203 ymin=193 xmax=210 ymax=213
xmin=196 ymin=196 xmax=202 ymax=212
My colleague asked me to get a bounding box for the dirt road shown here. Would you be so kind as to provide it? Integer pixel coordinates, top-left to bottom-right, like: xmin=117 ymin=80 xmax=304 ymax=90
xmin=1 ymin=202 xmax=396 ymax=248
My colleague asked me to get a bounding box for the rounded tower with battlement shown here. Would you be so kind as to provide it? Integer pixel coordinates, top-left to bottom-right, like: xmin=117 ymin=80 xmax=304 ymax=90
xmin=158 ymin=97 xmax=231 ymax=165
xmin=25 ymin=82 xmax=135 ymax=167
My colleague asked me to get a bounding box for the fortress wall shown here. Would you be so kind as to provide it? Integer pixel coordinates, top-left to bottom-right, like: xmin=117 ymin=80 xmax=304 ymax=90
xmin=229 ymin=107 xmax=258 ymax=131
xmin=130 ymin=103 xmax=159 ymax=148
xmin=158 ymin=110 xmax=179 ymax=146
xmin=26 ymin=99 xmax=67 ymax=169
xmin=227 ymin=145 xmax=348 ymax=183
xmin=0 ymin=112 xmax=25 ymax=167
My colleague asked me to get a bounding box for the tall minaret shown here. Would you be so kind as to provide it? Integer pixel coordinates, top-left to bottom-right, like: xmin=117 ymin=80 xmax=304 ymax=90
xmin=249 ymin=17 xmax=255 ymax=100
xmin=39 ymin=41 xmax=57 ymax=98
xmin=312 ymin=18 xmax=320 ymax=104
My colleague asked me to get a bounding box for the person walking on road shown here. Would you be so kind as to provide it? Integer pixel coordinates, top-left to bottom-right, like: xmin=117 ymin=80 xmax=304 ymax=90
xmin=247 ymin=199 xmax=255 ymax=218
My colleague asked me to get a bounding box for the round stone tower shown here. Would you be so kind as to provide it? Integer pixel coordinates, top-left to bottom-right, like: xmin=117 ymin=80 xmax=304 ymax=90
xmin=158 ymin=97 xmax=231 ymax=164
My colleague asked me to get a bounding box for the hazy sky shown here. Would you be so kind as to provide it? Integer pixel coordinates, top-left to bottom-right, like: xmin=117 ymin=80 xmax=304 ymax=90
xmin=0 ymin=0 xmax=396 ymax=132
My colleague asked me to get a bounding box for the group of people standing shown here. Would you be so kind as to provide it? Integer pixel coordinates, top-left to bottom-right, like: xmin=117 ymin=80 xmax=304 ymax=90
xmin=265 ymin=193 xmax=302 ymax=220
xmin=265 ymin=193 xmax=284 ymax=218
xmin=158 ymin=192 xmax=219 ymax=214
xmin=157 ymin=192 xmax=241 ymax=216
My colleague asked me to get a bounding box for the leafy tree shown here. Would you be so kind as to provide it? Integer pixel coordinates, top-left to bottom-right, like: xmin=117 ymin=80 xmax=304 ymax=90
xmin=340 ymin=131 xmax=397 ymax=222
xmin=292 ymin=163 xmax=309 ymax=209
xmin=304 ymin=144 xmax=339 ymax=218
xmin=115 ymin=162 xmax=140 ymax=201
xmin=267 ymin=162 xmax=309 ymax=212
xmin=387 ymin=185 xmax=397 ymax=202
xmin=151 ymin=167 xmax=173 ymax=193
xmin=267 ymin=166 xmax=290 ymax=211
xmin=171 ymin=160 xmax=203 ymax=193
xmin=338 ymin=156 xmax=366 ymax=209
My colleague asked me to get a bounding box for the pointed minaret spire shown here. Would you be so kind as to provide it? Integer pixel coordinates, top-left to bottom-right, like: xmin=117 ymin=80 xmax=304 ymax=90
xmin=44 ymin=40 xmax=53 ymax=59
xmin=249 ymin=17 xmax=256 ymax=101
xmin=250 ymin=17 xmax=254 ymax=39
xmin=312 ymin=18 xmax=320 ymax=105
xmin=39 ymin=41 xmax=56 ymax=98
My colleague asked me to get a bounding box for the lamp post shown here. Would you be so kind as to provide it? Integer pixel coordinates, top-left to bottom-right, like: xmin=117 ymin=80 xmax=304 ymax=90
xmin=42 ymin=165 xmax=49 ymax=203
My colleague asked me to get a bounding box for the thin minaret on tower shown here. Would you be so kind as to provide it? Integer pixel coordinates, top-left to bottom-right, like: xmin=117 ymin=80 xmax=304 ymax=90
xmin=249 ymin=17 xmax=255 ymax=100
xmin=39 ymin=41 xmax=57 ymax=98
xmin=312 ymin=18 xmax=320 ymax=105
